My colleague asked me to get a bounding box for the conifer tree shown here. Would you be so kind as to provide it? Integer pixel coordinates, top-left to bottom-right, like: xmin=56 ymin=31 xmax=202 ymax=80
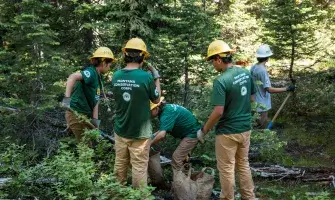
xmin=0 ymin=0 xmax=61 ymax=106
xmin=262 ymin=0 xmax=326 ymax=77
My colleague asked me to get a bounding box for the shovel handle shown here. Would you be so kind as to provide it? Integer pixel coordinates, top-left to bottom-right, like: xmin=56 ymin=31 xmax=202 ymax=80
xmin=267 ymin=92 xmax=292 ymax=129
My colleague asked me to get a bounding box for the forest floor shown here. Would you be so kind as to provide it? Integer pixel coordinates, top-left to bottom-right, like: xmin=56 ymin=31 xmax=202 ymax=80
xmin=153 ymin=116 xmax=335 ymax=200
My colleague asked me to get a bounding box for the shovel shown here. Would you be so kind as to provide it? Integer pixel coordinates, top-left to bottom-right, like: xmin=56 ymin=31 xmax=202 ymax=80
xmin=267 ymin=92 xmax=292 ymax=129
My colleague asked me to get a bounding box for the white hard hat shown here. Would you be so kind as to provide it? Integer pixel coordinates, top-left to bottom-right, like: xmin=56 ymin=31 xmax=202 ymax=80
xmin=256 ymin=44 xmax=273 ymax=58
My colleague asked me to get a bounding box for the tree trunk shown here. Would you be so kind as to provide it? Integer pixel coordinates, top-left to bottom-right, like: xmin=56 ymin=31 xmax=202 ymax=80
xmin=289 ymin=33 xmax=295 ymax=80
xmin=83 ymin=0 xmax=93 ymax=51
xmin=85 ymin=29 xmax=94 ymax=51
xmin=183 ymin=55 xmax=189 ymax=107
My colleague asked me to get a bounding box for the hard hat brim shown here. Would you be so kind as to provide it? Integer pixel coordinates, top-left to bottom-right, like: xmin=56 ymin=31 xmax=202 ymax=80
xmin=255 ymin=52 xmax=273 ymax=58
xmin=150 ymin=97 xmax=165 ymax=110
xmin=90 ymin=56 xmax=117 ymax=62
xmin=122 ymin=47 xmax=150 ymax=58
xmin=206 ymin=51 xmax=233 ymax=61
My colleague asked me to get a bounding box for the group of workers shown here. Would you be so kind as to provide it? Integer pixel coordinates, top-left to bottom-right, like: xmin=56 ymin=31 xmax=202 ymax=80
xmin=61 ymin=37 xmax=295 ymax=200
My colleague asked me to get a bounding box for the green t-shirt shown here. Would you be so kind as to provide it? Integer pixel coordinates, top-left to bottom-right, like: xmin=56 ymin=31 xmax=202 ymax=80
xmin=70 ymin=66 xmax=102 ymax=117
xmin=211 ymin=66 xmax=256 ymax=134
xmin=159 ymin=104 xmax=201 ymax=139
xmin=111 ymin=69 xmax=160 ymax=139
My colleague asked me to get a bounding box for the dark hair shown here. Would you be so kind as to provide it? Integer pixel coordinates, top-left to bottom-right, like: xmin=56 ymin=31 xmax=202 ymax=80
xmin=209 ymin=54 xmax=233 ymax=64
xmin=157 ymin=101 xmax=166 ymax=117
xmin=90 ymin=57 xmax=103 ymax=67
xmin=83 ymin=57 xmax=113 ymax=70
xmin=257 ymin=57 xmax=269 ymax=63
xmin=220 ymin=54 xmax=233 ymax=63
xmin=124 ymin=49 xmax=144 ymax=64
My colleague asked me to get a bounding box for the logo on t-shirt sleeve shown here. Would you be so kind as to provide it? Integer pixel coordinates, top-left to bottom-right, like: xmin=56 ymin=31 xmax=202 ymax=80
xmin=154 ymin=88 xmax=159 ymax=97
xmin=83 ymin=70 xmax=91 ymax=78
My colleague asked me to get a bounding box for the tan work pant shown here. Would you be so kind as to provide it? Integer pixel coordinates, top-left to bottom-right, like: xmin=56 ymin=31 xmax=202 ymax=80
xmin=216 ymin=131 xmax=255 ymax=200
xmin=114 ymin=133 xmax=151 ymax=189
xmin=257 ymin=111 xmax=268 ymax=129
xmin=65 ymin=111 xmax=92 ymax=142
xmin=171 ymin=137 xmax=198 ymax=170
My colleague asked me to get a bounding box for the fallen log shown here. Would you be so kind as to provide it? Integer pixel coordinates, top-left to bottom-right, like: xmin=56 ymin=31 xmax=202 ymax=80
xmin=251 ymin=164 xmax=335 ymax=187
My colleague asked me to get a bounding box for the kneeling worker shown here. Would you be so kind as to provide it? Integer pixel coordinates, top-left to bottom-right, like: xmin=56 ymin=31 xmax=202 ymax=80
xmin=150 ymin=97 xmax=201 ymax=171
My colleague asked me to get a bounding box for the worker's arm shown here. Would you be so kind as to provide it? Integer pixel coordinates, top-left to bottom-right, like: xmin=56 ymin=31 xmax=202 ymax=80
xmin=92 ymin=103 xmax=99 ymax=119
xmin=251 ymin=94 xmax=255 ymax=102
xmin=90 ymin=103 xmax=101 ymax=128
xmin=61 ymin=72 xmax=83 ymax=109
xmin=266 ymin=87 xmax=287 ymax=93
xmin=65 ymin=73 xmax=83 ymax=97
xmin=148 ymin=65 xmax=161 ymax=104
xmin=197 ymin=79 xmax=226 ymax=143
xmin=151 ymin=130 xmax=167 ymax=146
xmin=202 ymin=106 xmax=224 ymax=134
xmin=154 ymin=78 xmax=161 ymax=98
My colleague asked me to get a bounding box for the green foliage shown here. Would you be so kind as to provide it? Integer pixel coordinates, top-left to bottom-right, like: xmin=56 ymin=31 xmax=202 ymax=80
xmin=261 ymin=0 xmax=331 ymax=67
xmin=1 ymin=135 xmax=154 ymax=199
xmin=250 ymin=129 xmax=287 ymax=162
xmin=284 ymin=70 xmax=335 ymax=117
xmin=0 ymin=0 xmax=334 ymax=199
xmin=92 ymin=173 xmax=154 ymax=200
xmin=215 ymin=0 xmax=262 ymax=63
xmin=0 ymin=137 xmax=26 ymax=176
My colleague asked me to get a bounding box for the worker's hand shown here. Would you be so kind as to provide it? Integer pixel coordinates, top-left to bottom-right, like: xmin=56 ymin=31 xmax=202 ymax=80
xmin=197 ymin=128 xmax=205 ymax=143
xmin=61 ymin=97 xmax=71 ymax=109
xmin=91 ymin=118 xmax=101 ymax=128
xmin=148 ymin=64 xmax=160 ymax=79
xmin=286 ymin=85 xmax=296 ymax=92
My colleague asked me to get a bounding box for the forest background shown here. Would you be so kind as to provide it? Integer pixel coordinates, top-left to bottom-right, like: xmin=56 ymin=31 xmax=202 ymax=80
xmin=0 ymin=0 xmax=335 ymax=199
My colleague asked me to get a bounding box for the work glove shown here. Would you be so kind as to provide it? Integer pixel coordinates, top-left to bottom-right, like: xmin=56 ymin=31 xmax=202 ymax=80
xmin=61 ymin=97 xmax=71 ymax=109
xmin=148 ymin=64 xmax=160 ymax=79
xmin=91 ymin=118 xmax=101 ymax=128
xmin=196 ymin=128 xmax=205 ymax=144
xmin=286 ymin=85 xmax=296 ymax=92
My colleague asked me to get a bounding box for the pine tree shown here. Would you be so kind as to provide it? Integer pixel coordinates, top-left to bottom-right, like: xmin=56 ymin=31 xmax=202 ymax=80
xmin=0 ymin=0 xmax=61 ymax=106
xmin=262 ymin=0 xmax=326 ymax=77
xmin=151 ymin=0 xmax=219 ymax=106
xmin=214 ymin=0 xmax=263 ymax=65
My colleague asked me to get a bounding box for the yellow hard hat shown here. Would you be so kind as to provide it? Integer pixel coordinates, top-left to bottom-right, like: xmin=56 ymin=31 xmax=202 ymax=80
xmin=90 ymin=47 xmax=116 ymax=61
xmin=150 ymin=97 xmax=165 ymax=110
xmin=122 ymin=38 xmax=150 ymax=58
xmin=206 ymin=40 xmax=233 ymax=60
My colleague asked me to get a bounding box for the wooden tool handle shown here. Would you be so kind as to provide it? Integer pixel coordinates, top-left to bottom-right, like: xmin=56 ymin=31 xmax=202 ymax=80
xmin=271 ymin=92 xmax=292 ymax=123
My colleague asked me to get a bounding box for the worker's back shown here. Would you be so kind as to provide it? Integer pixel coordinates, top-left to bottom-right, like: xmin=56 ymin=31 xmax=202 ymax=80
xmin=212 ymin=66 xmax=255 ymax=134
xmin=112 ymin=68 xmax=159 ymax=139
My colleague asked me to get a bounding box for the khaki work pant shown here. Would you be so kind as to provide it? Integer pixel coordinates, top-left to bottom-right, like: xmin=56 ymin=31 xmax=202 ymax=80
xmin=171 ymin=137 xmax=198 ymax=170
xmin=257 ymin=111 xmax=268 ymax=129
xmin=65 ymin=111 xmax=92 ymax=142
xmin=216 ymin=131 xmax=255 ymax=200
xmin=114 ymin=133 xmax=151 ymax=189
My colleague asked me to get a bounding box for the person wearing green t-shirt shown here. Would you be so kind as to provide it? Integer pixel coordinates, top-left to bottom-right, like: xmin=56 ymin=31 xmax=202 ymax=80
xmin=150 ymin=97 xmax=201 ymax=171
xmin=61 ymin=47 xmax=116 ymax=142
xmin=197 ymin=40 xmax=256 ymax=200
xmin=111 ymin=38 xmax=161 ymax=189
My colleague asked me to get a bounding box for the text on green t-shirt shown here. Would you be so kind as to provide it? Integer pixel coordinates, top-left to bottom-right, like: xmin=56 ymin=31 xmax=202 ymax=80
xmin=211 ymin=66 xmax=256 ymax=134
xmin=111 ymin=69 xmax=159 ymax=139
